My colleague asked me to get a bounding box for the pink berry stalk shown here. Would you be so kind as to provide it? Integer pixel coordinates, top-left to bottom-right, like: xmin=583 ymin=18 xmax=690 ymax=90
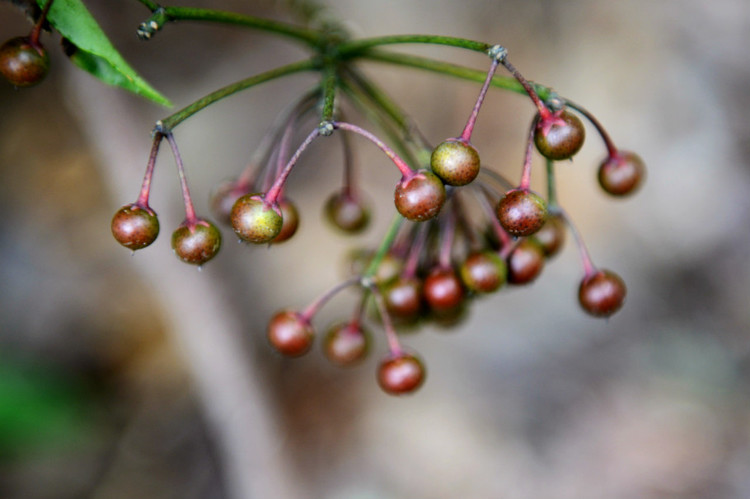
xmin=565 ymin=100 xmax=618 ymax=157
xmin=299 ymin=276 xmax=361 ymax=322
xmin=475 ymin=186 xmax=514 ymax=257
xmin=367 ymin=281 xmax=404 ymax=356
xmin=165 ymin=133 xmax=199 ymax=228
xmin=30 ymin=0 xmax=55 ymax=47
xmin=135 ymin=132 xmax=164 ymax=209
xmin=558 ymin=208 xmax=597 ymax=278
xmin=460 ymin=56 xmax=500 ymax=142
xmin=332 ymin=121 xmax=413 ymax=178
xmin=519 ymin=117 xmax=538 ymax=190
xmin=500 ymin=57 xmax=551 ymax=120
xmin=402 ymin=223 xmax=429 ymax=278
xmin=264 ymin=127 xmax=321 ymax=204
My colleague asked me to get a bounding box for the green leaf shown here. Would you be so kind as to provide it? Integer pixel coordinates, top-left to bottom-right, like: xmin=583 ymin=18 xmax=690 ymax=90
xmin=39 ymin=0 xmax=172 ymax=107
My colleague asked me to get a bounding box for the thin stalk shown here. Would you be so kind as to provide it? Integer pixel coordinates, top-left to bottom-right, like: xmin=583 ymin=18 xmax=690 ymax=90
xmin=333 ymin=122 xmax=413 ymax=177
xmin=403 ymin=223 xmax=429 ymax=278
xmin=368 ymin=283 xmax=402 ymax=356
xmin=361 ymin=51 xmax=552 ymax=101
xmin=438 ymin=207 xmax=456 ymax=269
xmin=300 ymin=277 xmax=361 ymax=321
xmin=136 ymin=132 xmax=164 ymax=208
xmin=265 ymin=127 xmax=320 ymax=203
xmin=475 ymin=185 xmax=513 ymax=257
xmin=519 ymin=117 xmax=538 ymax=190
xmin=546 ymin=158 xmax=559 ymax=209
xmin=339 ymin=123 xmax=356 ymax=196
xmin=165 ymin=133 xmax=198 ymax=226
xmin=156 ymin=59 xmax=316 ymax=132
xmin=30 ymin=0 xmax=55 ymax=46
xmin=363 ymin=213 xmax=406 ymax=279
xmin=565 ymin=100 xmax=618 ymax=157
xmin=559 ymin=208 xmax=597 ymax=277
xmin=338 ymin=34 xmax=491 ymax=58
xmin=460 ymin=58 xmax=499 ymax=142
xmin=500 ymin=58 xmax=549 ymax=119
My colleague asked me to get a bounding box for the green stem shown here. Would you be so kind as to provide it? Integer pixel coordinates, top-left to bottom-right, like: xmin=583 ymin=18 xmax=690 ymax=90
xmin=320 ymin=63 xmax=338 ymax=123
xmin=338 ymin=34 xmax=491 ymax=57
xmin=361 ymin=50 xmax=552 ymax=100
xmin=363 ymin=214 xmax=406 ymax=279
xmin=546 ymin=159 xmax=559 ymax=209
xmin=155 ymin=59 xmax=316 ymax=133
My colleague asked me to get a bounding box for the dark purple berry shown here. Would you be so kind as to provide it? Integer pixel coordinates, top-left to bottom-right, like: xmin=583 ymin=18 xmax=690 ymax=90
xmin=383 ymin=276 xmax=423 ymax=320
xmin=171 ymin=220 xmax=222 ymax=265
xmin=533 ymin=213 xmax=566 ymax=257
xmin=0 ymin=36 xmax=49 ymax=87
xmin=430 ymin=139 xmax=480 ymax=186
xmin=507 ymin=238 xmax=545 ymax=285
xmin=394 ymin=169 xmax=446 ymax=222
xmin=578 ymin=269 xmax=626 ymax=317
xmin=272 ymin=198 xmax=299 ymax=243
xmin=267 ymin=310 xmax=314 ymax=357
xmin=423 ymin=267 xmax=465 ymax=313
xmin=324 ymin=190 xmax=370 ymax=233
xmin=459 ymin=251 xmax=507 ymax=293
xmin=496 ymin=189 xmax=548 ymax=237
xmin=230 ymin=194 xmax=282 ymax=243
xmin=323 ymin=321 xmax=370 ymax=367
xmin=111 ymin=203 xmax=159 ymax=250
xmin=598 ymin=151 xmax=645 ymax=196
xmin=534 ymin=110 xmax=585 ymax=160
xmin=377 ymin=352 xmax=425 ymax=395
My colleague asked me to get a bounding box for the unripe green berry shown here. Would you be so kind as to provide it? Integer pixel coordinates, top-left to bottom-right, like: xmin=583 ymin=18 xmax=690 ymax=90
xmin=230 ymin=194 xmax=283 ymax=244
xmin=430 ymin=139 xmax=480 ymax=186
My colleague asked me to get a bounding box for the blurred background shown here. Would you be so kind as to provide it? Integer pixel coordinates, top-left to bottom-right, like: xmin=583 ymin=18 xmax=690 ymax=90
xmin=1 ymin=0 xmax=749 ymax=498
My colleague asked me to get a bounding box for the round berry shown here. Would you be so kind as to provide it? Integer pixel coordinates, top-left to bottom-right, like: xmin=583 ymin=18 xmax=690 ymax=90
xmin=459 ymin=251 xmax=507 ymax=293
xmin=323 ymin=322 xmax=370 ymax=367
xmin=171 ymin=220 xmax=222 ymax=265
xmin=324 ymin=190 xmax=370 ymax=233
xmin=507 ymin=238 xmax=545 ymax=285
xmin=230 ymin=194 xmax=282 ymax=244
xmin=272 ymin=198 xmax=299 ymax=243
xmin=430 ymin=139 xmax=480 ymax=186
xmin=533 ymin=213 xmax=566 ymax=257
xmin=534 ymin=110 xmax=585 ymax=160
xmin=0 ymin=37 xmax=49 ymax=87
xmin=578 ymin=269 xmax=627 ymax=317
xmin=394 ymin=169 xmax=446 ymax=222
xmin=383 ymin=276 xmax=423 ymax=321
xmin=211 ymin=181 xmax=249 ymax=225
xmin=423 ymin=267 xmax=465 ymax=313
xmin=496 ymin=189 xmax=548 ymax=237
xmin=267 ymin=310 xmax=314 ymax=357
xmin=377 ymin=352 xmax=425 ymax=395
xmin=598 ymin=151 xmax=645 ymax=196
xmin=111 ymin=204 xmax=159 ymax=250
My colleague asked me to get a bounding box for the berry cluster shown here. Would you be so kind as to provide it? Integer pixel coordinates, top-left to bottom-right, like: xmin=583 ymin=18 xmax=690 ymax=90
xmin=108 ymin=35 xmax=644 ymax=395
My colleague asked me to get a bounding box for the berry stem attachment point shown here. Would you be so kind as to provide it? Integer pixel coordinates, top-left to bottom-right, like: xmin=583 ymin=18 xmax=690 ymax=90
xmin=519 ymin=117 xmax=538 ymax=190
xmin=30 ymin=0 xmax=55 ymax=47
xmin=265 ymin=127 xmax=321 ymax=204
xmin=501 ymin=58 xmax=550 ymax=120
xmin=136 ymin=132 xmax=164 ymax=208
xmin=565 ymin=100 xmax=618 ymax=158
xmin=165 ymin=133 xmax=198 ymax=227
xmin=333 ymin=122 xmax=414 ymax=177
xmin=460 ymin=57 xmax=499 ymax=142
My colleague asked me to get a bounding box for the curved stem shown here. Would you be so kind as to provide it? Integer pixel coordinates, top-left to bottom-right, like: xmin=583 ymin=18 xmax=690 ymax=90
xmin=301 ymin=277 xmax=361 ymax=321
xmin=367 ymin=282 xmax=402 ymax=356
xmin=136 ymin=132 xmax=164 ymax=208
xmin=475 ymin=185 xmax=512 ymax=255
xmin=501 ymin=58 xmax=550 ymax=119
xmin=519 ymin=116 xmax=538 ymax=190
xmin=155 ymin=59 xmax=316 ymax=133
xmin=460 ymin=58 xmax=499 ymax=142
xmin=565 ymin=100 xmax=618 ymax=157
xmin=339 ymin=123 xmax=356 ymax=196
xmin=332 ymin=122 xmax=413 ymax=177
xmin=559 ymin=208 xmax=597 ymax=277
xmin=338 ymin=34 xmax=491 ymax=57
xmin=30 ymin=0 xmax=55 ymax=46
xmin=166 ymin=133 xmax=198 ymax=226
xmin=363 ymin=213 xmax=406 ymax=279
xmin=265 ymin=127 xmax=321 ymax=203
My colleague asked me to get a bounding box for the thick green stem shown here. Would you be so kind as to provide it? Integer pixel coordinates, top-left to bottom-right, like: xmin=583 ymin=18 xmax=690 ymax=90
xmin=320 ymin=63 xmax=338 ymax=123
xmin=338 ymin=34 xmax=491 ymax=57
xmin=361 ymin=51 xmax=552 ymax=100
xmin=155 ymin=59 xmax=316 ymax=133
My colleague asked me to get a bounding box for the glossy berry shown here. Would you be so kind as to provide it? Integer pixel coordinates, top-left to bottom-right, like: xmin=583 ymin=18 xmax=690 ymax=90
xmin=533 ymin=213 xmax=566 ymax=257
xmin=598 ymin=151 xmax=645 ymax=196
xmin=377 ymin=352 xmax=425 ymax=395
xmin=383 ymin=276 xmax=423 ymax=320
xmin=0 ymin=37 xmax=49 ymax=87
xmin=423 ymin=267 xmax=465 ymax=313
xmin=230 ymin=194 xmax=282 ymax=243
xmin=507 ymin=238 xmax=545 ymax=285
xmin=394 ymin=169 xmax=446 ymax=222
xmin=534 ymin=110 xmax=585 ymax=160
xmin=496 ymin=189 xmax=548 ymax=237
xmin=111 ymin=204 xmax=159 ymax=250
xmin=578 ymin=269 xmax=627 ymax=317
xmin=459 ymin=251 xmax=507 ymax=293
xmin=430 ymin=139 xmax=480 ymax=186
xmin=171 ymin=220 xmax=222 ymax=265
xmin=324 ymin=190 xmax=370 ymax=233
xmin=323 ymin=322 xmax=370 ymax=367
xmin=267 ymin=310 xmax=314 ymax=357
xmin=211 ymin=181 xmax=249 ymax=225
xmin=272 ymin=198 xmax=299 ymax=243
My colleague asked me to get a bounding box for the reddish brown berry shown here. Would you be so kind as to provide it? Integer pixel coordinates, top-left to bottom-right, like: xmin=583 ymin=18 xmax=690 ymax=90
xmin=578 ymin=269 xmax=627 ymax=317
xmin=533 ymin=213 xmax=566 ymax=257
xmin=534 ymin=110 xmax=585 ymax=160
xmin=377 ymin=352 xmax=425 ymax=395
xmin=267 ymin=310 xmax=314 ymax=357
xmin=383 ymin=276 xmax=423 ymax=320
xmin=230 ymin=194 xmax=282 ymax=243
xmin=171 ymin=220 xmax=222 ymax=265
xmin=111 ymin=204 xmax=159 ymax=250
xmin=323 ymin=322 xmax=370 ymax=366
xmin=430 ymin=139 xmax=480 ymax=186
xmin=324 ymin=191 xmax=371 ymax=233
xmin=394 ymin=169 xmax=446 ymax=222
xmin=0 ymin=37 xmax=49 ymax=87
xmin=507 ymin=238 xmax=545 ymax=285
xmin=496 ymin=189 xmax=548 ymax=237
xmin=459 ymin=251 xmax=507 ymax=293
xmin=598 ymin=151 xmax=645 ymax=196
xmin=423 ymin=267 xmax=465 ymax=313
xmin=272 ymin=198 xmax=299 ymax=243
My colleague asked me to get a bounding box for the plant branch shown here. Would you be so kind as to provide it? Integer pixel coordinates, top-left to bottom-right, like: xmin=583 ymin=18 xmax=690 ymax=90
xmin=338 ymin=34 xmax=491 ymax=57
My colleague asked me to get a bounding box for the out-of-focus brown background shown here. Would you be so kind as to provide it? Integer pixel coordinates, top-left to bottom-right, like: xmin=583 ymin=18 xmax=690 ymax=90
xmin=1 ymin=1 xmax=749 ymax=498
